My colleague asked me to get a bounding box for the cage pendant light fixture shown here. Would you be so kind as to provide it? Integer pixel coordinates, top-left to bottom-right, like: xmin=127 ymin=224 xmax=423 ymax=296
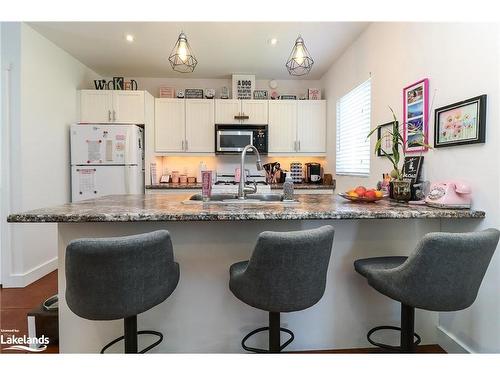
xmin=286 ymin=35 xmax=314 ymax=76
xmin=168 ymin=32 xmax=198 ymax=73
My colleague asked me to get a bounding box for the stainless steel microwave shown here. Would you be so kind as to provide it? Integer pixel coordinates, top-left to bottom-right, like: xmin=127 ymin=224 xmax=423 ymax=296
xmin=215 ymin=124 xmax=268 ymax=154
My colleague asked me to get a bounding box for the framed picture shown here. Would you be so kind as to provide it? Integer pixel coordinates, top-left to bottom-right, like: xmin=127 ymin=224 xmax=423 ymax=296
xmin=376 ymin=121 xmax=397 ymax=156
xmin=403 ymin=78 xmax=429 ymax=153
xmin=185 ymin=88 xmax=204 ymax=99
xmin=434 ymin=95 xmax=487 ymax=148
xmin=402 ymin=156 xmax=424 ymax=184
xmin=113 ymin=76 xmax=124 ymax=90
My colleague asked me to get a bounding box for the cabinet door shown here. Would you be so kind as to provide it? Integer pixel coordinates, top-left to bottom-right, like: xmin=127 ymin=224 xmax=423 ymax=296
xmin=268 ymin=101 xmax=297 ymax=153
xmin=297 ymin=100 xmax=326 ymax=153
xmin=241 ymin=100 xmax=268 ymax=124
xmin=113 ymin=91 xmax=145 ymax=124
xmin=185 ymin=100 xmax=215 ymax=153
xmin=155 ymin=99 xmax=185 ymax=152
xmin=215 ymin=100 xmax=241 ymax=124
xmin=79 ymin=90 xmax=113 ymax=123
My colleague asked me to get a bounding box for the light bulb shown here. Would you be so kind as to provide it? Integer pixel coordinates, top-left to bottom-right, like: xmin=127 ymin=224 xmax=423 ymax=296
xmin=294 ymin=43 xmax=306 ymax=65
xmin=177 ymin=40 xmax=188 ymax=62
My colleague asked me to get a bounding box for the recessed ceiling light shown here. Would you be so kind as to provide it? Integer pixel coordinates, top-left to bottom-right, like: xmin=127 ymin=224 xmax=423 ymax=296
xmin=125 ymin=34 xmax=135 ymax=43
xmin=268 ymin=38 xmax=278 ymax=45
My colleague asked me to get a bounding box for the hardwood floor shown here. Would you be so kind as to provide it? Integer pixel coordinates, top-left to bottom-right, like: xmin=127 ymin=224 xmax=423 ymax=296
xmin=0 ymin=271 xmax=59 ymax=354
xmin=0 ymin=271 xmax=445 ymax=354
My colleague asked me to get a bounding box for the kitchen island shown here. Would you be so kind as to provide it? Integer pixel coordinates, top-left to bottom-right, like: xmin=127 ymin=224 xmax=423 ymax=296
xmin=8 ymin=193 xmax=485 ymax=353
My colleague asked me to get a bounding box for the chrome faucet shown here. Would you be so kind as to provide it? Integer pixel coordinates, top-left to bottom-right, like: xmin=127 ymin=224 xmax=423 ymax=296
xmin=238 ymin=145 xmax=263 ymax=200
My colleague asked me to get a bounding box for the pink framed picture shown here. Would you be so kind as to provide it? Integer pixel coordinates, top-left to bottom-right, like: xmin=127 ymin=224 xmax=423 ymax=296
xmin=403 ymin=78 xmax=429 ymax=152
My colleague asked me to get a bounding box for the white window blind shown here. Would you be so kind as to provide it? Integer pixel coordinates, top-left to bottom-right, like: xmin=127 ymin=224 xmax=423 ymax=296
xmin=336 ymin=79 xmax=371 ymax=176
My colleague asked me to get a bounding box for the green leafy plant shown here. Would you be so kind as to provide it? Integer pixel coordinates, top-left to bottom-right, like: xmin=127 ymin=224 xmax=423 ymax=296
xmin=367 ymin=107 xmax=430 ymax=181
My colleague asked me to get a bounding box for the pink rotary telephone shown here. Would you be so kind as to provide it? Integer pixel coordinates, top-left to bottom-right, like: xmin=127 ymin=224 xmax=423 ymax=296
xmin=424 ymin=181 xmax=472 ymax=209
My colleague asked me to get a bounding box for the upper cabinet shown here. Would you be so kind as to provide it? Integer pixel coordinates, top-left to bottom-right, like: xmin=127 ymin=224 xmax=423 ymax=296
xmin=155 ymin=98 xmax=214 ymax=153
xmin=297 ymin=100 xmax=326 ymax=153
xmin=78 ymin=90 xmax=145 ymax=124
xmin=268 ymin=100 xmax=326 ymax=154
xmin=215 ymin=99 xmax=268 ymax=124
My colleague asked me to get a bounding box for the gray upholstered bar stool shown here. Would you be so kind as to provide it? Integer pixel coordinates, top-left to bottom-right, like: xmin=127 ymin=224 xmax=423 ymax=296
xmin=65 ymin=230 xmax=180 ymax=354
xmin=354 ymin=228 xmax=499 ymax=353
xmin=229 ymin=225 xmax=335 ymax=353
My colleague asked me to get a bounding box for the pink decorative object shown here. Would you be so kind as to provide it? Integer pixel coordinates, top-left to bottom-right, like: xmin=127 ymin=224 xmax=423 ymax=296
xmin=160 ymin=86 xmax=175 ymax=98
xmin=201 ymin=170 xmax=213 ymax=200
xmin=308 ymin=88 xmax=321 ymax=100
xmin=403 ymin=78 xmax=429 ymax=153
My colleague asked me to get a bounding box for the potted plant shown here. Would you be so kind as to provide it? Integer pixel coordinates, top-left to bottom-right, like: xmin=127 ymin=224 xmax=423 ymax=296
xmin=368 ymin=107 xmax=429 ymax=201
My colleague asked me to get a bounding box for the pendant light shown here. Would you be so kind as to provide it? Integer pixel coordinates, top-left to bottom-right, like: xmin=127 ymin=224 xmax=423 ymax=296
xmin=286 ymin=35 xmax=314 ymax=76
xmin=168 ymin=32 xmax=198 ymax=73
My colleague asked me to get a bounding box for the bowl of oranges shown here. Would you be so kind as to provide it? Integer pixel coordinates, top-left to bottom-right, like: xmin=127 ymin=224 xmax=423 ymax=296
xmin=339 ymin=186 xmax=385 ymax=203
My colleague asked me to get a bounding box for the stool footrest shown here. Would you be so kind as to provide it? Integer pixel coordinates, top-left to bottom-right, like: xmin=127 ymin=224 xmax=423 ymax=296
xmin=367 ymin=325 xmax=421 ymax=352
xmin=101 ymin=330 xmax=163 ymax=354
xmin=241 ymin=326 xmax=294 ymax=353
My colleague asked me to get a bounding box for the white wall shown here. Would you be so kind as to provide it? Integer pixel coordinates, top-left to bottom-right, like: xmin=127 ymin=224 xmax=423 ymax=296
xmin=1 ymin=23 xmax=100 ymax=287
xmin=103 ymin=76 xmax=321 ymax=99
xmin=321 ymin=22 xmax=500 ymax=352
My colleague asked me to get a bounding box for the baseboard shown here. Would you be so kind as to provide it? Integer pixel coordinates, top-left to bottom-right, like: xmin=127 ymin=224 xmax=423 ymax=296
xmin=436 ymin=325 xmax=472 ymax=353
xmin=2 ymin=257 xmax=58 ymax=288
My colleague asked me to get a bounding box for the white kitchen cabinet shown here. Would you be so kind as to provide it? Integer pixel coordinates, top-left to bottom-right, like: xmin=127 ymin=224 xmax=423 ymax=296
xmin=215 ymin=99 xmax=268 ymax=124
xmin=215 ymin=100 xmax=240 ymax=124
xmin=297 ymin=100 xmax=326 ymax=153
xmin=155 ymin=99 xmax=185 ymax=152
xmin=155 ymin=99 xmax=214 ymax=154
xmin=268 ymin=100 xmax=326 ymax=154
xmin=79 ymin=90 xmax=145 ymax=124
xmin=268 ymin=101 xmax=298 ymax=153
xmin=78 ymin=90 xmax=112 ymax=123
xmin=185 ymin=99 xmax=215 ymax=152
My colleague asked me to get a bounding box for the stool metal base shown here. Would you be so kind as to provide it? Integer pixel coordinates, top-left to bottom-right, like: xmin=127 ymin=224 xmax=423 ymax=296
xmin=366 ymin=303 xmax=421 ymax=353
xmin=241 ymin=312 xmax=294 ymax=353
xmin=100 ymin=315 xmax=163 ymax=354
xmin=367 ymin=325 xmax=421 ymax=353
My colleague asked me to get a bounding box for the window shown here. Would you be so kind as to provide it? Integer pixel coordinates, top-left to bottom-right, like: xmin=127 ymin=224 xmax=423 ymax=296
xmin=336 ymin=79 xmax=371 ymax=177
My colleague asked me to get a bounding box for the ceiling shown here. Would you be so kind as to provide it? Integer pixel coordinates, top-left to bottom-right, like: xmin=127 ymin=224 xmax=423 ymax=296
xmin=29 ymin=22 xmax=369 ymax=80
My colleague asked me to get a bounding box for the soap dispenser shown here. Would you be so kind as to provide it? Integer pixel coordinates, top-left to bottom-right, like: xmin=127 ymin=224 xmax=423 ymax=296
xmin=283 ymin=173 xmax=294 ymax=201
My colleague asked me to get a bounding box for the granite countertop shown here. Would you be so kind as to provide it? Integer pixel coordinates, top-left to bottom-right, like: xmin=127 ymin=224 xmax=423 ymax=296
xmin=7 ymin=193 xmax=485 ymax=223
xmin=146 ymin=181 xmax=336 ymax=190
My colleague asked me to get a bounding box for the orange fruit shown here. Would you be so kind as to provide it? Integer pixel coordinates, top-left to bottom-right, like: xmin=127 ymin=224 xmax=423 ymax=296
xmin=348 ymin=191 xmax=359 ymax=197
xmin=375 ymin=190 xmax=383 ymax=198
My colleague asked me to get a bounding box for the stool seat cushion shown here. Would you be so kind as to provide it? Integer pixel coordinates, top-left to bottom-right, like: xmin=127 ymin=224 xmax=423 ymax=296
xmin=229 ymin=225 xmax=335 ymax=313
xmin=354 ymin=256 xmax=408 ymax=278
xmin=66 ymin=230 xmax=179 ymax=321
xmin=353 ymin=229 xmax=500 ymax=311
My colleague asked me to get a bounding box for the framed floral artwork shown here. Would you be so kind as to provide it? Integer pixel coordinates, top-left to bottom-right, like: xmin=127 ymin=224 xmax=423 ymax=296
xmin=434 ymin=95 xmax=487 ymax=148
xmin=376 ymin=121 xmax=397 ymax=156
xmin=403 ymin=78 xmax=429 ymax=153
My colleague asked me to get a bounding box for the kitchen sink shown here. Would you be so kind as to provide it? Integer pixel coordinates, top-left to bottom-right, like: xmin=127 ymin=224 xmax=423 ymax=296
xmin=182 ymin=193 xmax=298 ymax=204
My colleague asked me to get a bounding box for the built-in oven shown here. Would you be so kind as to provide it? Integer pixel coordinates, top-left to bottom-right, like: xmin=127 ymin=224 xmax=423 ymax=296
xmin=215 ymin=124 xmax=268 ymax=154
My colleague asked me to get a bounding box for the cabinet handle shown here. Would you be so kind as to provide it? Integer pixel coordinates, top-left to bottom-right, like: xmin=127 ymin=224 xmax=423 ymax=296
xmin=293 ymin=141 xmax=297 ymax=151
xmin=181 ymin=140 xmax=185 ymax=150
xmin=298 ymin=140 xmax=300 ymax=151
xmin=185 ymin=140 xmax=188 ymax=151
xmin=113 ymin=110 xmax=116 ymax=122
xmin=108 ymin=110 xmax=111 ymax=122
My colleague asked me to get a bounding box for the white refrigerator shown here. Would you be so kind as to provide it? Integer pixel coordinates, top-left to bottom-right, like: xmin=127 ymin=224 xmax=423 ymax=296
xmin=70 ymin=124 xmax=144 ymax=202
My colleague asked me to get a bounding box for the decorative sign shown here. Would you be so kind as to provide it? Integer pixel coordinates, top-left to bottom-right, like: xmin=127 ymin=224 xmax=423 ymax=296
xmin=185 ymin=88 xmax=204 ymax=99
xmin=280 ymin=95 xmax=297 ymax=100
xmin=402 ymin=156 xmax=424 ymax=183
xmin=159 ymin=86 xmax=175 ymax=98
xmin=308 ymin=88 xmax=321 ymax=100
xmin=253 ymin=90 xmax=268 ymax=100
xmin=94 ymin=79 xmax=137 ymax=90
xmin=232 ymin=74 xmax=255 ymax=99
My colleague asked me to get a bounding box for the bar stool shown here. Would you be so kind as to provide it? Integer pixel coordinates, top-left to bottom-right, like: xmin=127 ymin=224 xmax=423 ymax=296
xmin=229 ymin=225 xmax=335 ymax=353
xmin=354 ymin=228 xmax=499 ymax=353
xmin=65 ymin=230 xmax=180 ymax=353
